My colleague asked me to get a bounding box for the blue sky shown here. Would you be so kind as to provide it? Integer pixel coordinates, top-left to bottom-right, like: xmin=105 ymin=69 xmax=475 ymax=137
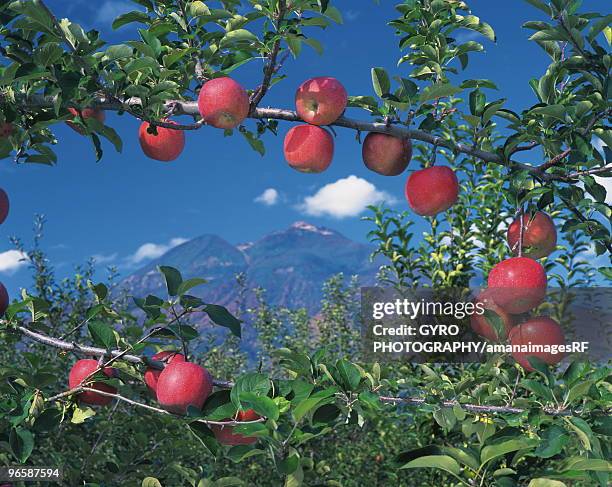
xmin=0 ymin=0 xmax=608 ymax=294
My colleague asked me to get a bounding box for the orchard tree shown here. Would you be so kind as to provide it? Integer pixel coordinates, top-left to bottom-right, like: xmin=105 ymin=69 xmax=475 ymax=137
xmin=0 ymin=0 xmax=611 ymax=486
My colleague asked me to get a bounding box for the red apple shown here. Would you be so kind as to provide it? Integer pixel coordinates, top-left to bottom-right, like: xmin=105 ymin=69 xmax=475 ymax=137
xmin=68 ymin=359 xmax=117 ymax=406
xmin=362 ymin=133 xmax=412 ymax=176
xmin=507 ymin=211 xmax=557 ymax=259
xmin=295 ymin=76 xmax=347 ymax=126
xmin=144 ymin=351 xmax=185 ymax=395
xmin=0 ymin=188 xmax=9 ymax=225
xmin=212 ymin=409 xmax=261 ymax=446
xmin=470 ymin=289 xmax=516 ymax=342
xmin=138 ymin=121 xmax=185 ymax=162
xmin=509 ymin=316 xmax=565 ymax=371
xmin=0 ymin=282 xmax=9 ymax=316
xmin=487 ymin=257 xmax=547 ymax=314
xmin=197 ymin=77 xmax=250 ymax=129
xmin=0 ymin=122 xmax=13 ymax=138
xmin=66 ymin=107 xmax=105 ymax=134
xmin=156 ymin=361 xmax=213 ymax=414
xmin=405 ymin=166 xmax=459 ymax=216
xmin=283 ymin=125 xmax=334 ymax=173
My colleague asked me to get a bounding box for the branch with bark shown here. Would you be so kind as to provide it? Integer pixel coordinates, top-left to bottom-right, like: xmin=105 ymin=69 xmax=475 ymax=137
xmin=11 ymin=323 xmax=610 ymax=418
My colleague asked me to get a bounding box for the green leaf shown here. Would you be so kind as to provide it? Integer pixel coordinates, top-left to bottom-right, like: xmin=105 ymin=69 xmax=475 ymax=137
xmin=9 ymin=0 xmax=57 ymax=36
xmin=531 ymin=104 xmax=566 ymax=121
xmin=189 ymin=1 xmax=211 ymax=17
xmin=561 ymin=457 xmax=612 ymax=472
xmin=371 ymin=67 xmax=391 ymax=98
xmin=112 ymin=11 xmax=150 ymax=30
xmin=333 ymin=360 xmax=361 ymax=391
xmin=159 ymin=266 xmax=182 ymax=296
xmin=534 ymin=426 xmax=569 ymax=458
xmin=177 ymin=278 xmax=207 ymax=296
xmin=521 ymin=379 xmax=554 ymax=402
xmin=480 ymin=438 xmax=537 ymax=466
xmin=220 ymin=29 xmax=259 ymax=47
xmin=71 ymin=406 xmax=96 ymax=424
xmin=230 ymin=373 xmax=270 ymax=409
xmin=419 ymin=83 xmax=462 ymax=102
xmin=240 ymin=393 xmax=279 ymax=421
xmin=399 ymin=455 xmax=461 ymax=476
xmin=458 ymin=15 xmax=496 ymax=42
xmin=528 ymin=480 xmax=567 ymax=487
xmin=523 ymin=0 xmax=552 ymax=15
xmin=33 ymin=43 xmax=63 ymax=67
xmin=9 ymin=427 xmax=34 ymax=463
xmin=88 ymin=322 xmax=116 ymax=349
xmin=204 ymin=304 xmax=242 ymax=338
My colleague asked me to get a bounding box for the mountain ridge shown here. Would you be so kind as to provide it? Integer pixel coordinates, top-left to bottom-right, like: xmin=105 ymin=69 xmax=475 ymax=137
xmin=120 ymin=221 xmax=380 ymax=312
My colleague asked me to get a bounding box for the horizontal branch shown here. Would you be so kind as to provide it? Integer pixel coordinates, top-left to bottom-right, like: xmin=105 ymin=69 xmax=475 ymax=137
xmin=16 ymin=325 xmax=234 ymax=389
xmin=14 ymin=324 xmax=609 ymax=418
xmin=4 ymin=94 xmax=564 ymax=181
xmin=379 ymin=396 xmax=580 ymax=417
xmin=47 ymin=386 xmax=265 ymax=426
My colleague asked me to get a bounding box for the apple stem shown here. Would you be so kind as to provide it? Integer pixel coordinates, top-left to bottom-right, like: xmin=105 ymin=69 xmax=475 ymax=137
xmin=518 ymin=210 xmax=525 ymax=257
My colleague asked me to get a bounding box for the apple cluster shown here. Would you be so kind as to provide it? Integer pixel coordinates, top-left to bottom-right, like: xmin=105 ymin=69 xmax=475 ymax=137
xmin=68 ymin=351 xmax=260 ymax=446
xmin=472 ymin=211 xmax=564 ymax=370
xmin=119 ymin=75 xmax=459 ymax=217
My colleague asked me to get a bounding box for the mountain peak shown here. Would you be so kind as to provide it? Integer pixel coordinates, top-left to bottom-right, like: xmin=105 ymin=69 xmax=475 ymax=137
xmin=289 ymin=221 xmax=335 ymax=236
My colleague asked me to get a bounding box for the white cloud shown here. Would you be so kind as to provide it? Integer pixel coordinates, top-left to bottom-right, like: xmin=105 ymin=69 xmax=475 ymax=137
xmin=97 ymin=1 xmax=136 ymax=24
xmin=254 ymin=188 xmax=279 ymax=206
xmin=92 ymin=253 xmax=118 ymax=265
xmin=0 ymin=250 xmax=29 ymax=275
xmin=127 ymin=238 xmax=188 ymax=265
xmin=298 ymin=175 xmax=395 ymax=219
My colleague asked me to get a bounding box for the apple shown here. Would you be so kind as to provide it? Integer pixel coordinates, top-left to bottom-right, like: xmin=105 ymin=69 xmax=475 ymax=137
xmin=487 ymin=257 xmax=547 ymax=314
xmin=156 ymin=361 xmax=213 ymax=414
xmin=362 ymin=133 xmax=412 ymax=176
xmin=0 ymin=188 xmax=9 ymax=225
xmin=144 ymin=351 xmax=185 ymax=395
xmin=0 ymin=282 xmax=8 ymax=316
xmin=212 ymin=409 xmax=260 ymax=446
xmin=507 ymin=211 xmax=557 ymax=259
xmin=0 ymin=122 xmax=13 ymax=138
xmin=470 ymin=289 xmax=516 ymax=342
xmin=138 ymin=121 xmax=185 ymax=162
xmin=509 ymin=316 xmax=565 ymax=371
xmin=68 ymin=359 xmax=117 ymax=406
xmin=405 ymin=166 xmax=459 ymax=216
xmin=66 ymin=107 xmax=105 ymax=134
xmin=295 ymin=77 xmax=347 ymax=126
xmin=197 ymin=77 xmax=250 ymax=129
xmin=283 ymin=124 xmax=334 ymax=173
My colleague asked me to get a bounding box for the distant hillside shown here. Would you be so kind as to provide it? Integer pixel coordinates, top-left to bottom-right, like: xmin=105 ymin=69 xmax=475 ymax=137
xmin=120 ymin=221 xmax=381 ymax=313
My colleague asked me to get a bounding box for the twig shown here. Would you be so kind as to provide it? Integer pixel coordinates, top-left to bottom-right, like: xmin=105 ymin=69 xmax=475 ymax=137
xmin=249 ymin=0 xmax=287 ymax=111
xmin=46 ymin=387 xmax=265 ymax=426
xmin=378 ymin=396 xmax=590 ymax=417
xmin=537 ymin=148 xmax=572 ymax=172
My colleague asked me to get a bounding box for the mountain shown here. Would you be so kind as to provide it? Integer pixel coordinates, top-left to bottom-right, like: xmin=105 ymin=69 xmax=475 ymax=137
xmin=120 ymin=221 xmax=381 ymax=313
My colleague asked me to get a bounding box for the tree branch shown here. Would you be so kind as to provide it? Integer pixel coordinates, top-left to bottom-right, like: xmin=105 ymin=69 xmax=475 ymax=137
xmin=15 ymin=325 xmax=234 ymax=388
xmin=0 ymin=94 xmax=591 ymax=182
xmin=13 ymin=324 xmax=610 ymax=417
xmin=249 ymin=1 xmax=287 ymax=112
xmin=46 ymin=387 xmax=265 ymax=426
xmin=537 ymin=148 xmax=572 ymax=172
xmin=378 ymin=396 xmax=587 ymax=417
